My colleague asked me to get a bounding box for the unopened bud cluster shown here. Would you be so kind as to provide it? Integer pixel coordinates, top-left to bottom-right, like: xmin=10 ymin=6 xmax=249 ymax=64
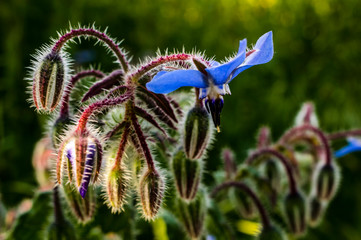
xmin=24 ymin=26 xmax=357 ymax=240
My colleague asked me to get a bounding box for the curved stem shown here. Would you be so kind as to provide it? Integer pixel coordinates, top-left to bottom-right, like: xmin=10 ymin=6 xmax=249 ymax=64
xmin=60 ymin=70 xmax=105 ymax=117
xmin=131 ymin=112 xmax=155 ymax=171
xmin=114 ymin=122 xmax=130 ymax=167
xmin=52 ymin=28 xmax=129 ymax=72
xmin=246 ymin=148 xmax=298 ymax=194
xmin=128 ymin=54 xmax=208 ymax=82
xmin=76 ymin=92 xmax=131 ymax=133
xmin=211 ymin=181 xmax=271 ymax=228
xmin=279 ymin=124 xmax=332 ymax=165
xmin=327 ymin=129 xmax=361 ymax=141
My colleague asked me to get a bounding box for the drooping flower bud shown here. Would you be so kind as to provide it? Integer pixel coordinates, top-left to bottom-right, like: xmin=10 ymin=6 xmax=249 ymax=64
xmin=308 ymin=195 xmax=326 ymax=227
xmin=264 ymin=158 xmax=281 ymax=192
xmin=172 ymin=150 xmax=202 ymax=201
xmin=138 ymin=168 xmax=165 ymax=220
xmin=313 ymin=162 xmax=340 ymax=201
xmin=105 ymin=163 xmax=130 ymax=213
xmin=47 ymin=220 xmax=76 ymax=240
xmin=184 ymin=106 xmax=211 ymax=159
xmin=230 ymin=187 xmax=257 ymax=219
xmin=177 ymin=191 xmax=206 ymax=239
xmin=283 ymin=191 xmax=307 ymax=236
xmin=57 ymin=130 xmax=102 ymax=198
xmin=258 ymin=225 xmax=287 ymax=240
xmin=32 ymin=51 xmax=66 ymax=112
xmin=61 ymin=183 xmax=96 ymax=223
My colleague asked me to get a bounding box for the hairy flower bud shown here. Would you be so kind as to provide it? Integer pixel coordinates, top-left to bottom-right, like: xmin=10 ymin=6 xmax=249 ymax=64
xmin=172 ymin=150 xmax=202 ymax=200
xmin=61 ymin=184 xmax=96 ymax=223
xmin=264 ymin=159 xmax=281 ymax=192
xmin=283 ymin=191 xmax=307 ymax=236
xmin=47 ymin=220 xmax=76 ymax=240
xmin=258 ymin=225 xmax=287 ymax=240
xmin=138 ymin=168 xmax=165 ymax=220
xmin=184 ymin=106 xmax=211 ymax=159
xmin=57 ymin=130 xmax=102 ymax=198
xmin=308 ymin=195 xmax=326 ymax=227
xmin=313 ymin=162 xmax=340 ymax=201
xmin=177 ymin=191 xmax=206 ymax=239
xmin=105 ymin=163 xmax=130 ymax=213
xmin=230 ymin=188 xmax=257 ymax=219
xmin=32 ymin=51 xmax=66 ymax=112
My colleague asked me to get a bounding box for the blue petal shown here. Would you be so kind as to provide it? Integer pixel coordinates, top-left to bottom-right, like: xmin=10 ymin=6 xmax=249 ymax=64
xmin=205 ymin=39 xmax=247 ymax=85
xmin=334 ymin=144 xmax=361 ymax=158
xmin=231 ymin=31 xmax=274 ymax=80
xmin=146 ymin=70 xmax=208 ymax=94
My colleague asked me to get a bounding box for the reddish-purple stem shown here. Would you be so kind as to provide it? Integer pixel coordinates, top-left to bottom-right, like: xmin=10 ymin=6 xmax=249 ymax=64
xmin=327 ymin=129 xmax=361 ymax=141
xmin=246 ymin=148 xmax=298 ymax=194
xmin=211 ymin=181 xmax=271 ymax=228
xmin=131 ymin=113 xmax=155 ymax=171
xmin=76 ymin=93 xmax=131 ymax=133
xmin=129 ymin=54 xmax=208 ymax=80
xmin=60 ymin=70 xmax=105 ymax=117
xmin=52 ymin=28 xmax=129 ymax=71
xmin=114 ymin=122 xmax=130 ymax=167
xmin=279 ymin=124 xmax=332 ymax=165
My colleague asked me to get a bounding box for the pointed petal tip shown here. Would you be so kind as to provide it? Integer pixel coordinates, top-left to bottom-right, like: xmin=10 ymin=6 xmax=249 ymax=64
xmin=79 ymin=187 xmax=87 ymax=198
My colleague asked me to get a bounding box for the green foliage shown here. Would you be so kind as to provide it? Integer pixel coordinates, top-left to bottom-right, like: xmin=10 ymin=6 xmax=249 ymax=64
xmin=1 ymin=0 xmax=361 ymax=239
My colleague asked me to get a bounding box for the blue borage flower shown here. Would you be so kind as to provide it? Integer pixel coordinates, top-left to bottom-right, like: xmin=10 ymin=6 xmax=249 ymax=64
xmin=146 ymin=31 xmax=274 ymax=130
xmin=334 ymin=137 xmax=361 ymax=158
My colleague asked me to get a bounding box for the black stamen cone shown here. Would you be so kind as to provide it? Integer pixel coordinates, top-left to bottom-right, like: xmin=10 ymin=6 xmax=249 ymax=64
xmin=205 ymin=96 xmax=223 ymax=131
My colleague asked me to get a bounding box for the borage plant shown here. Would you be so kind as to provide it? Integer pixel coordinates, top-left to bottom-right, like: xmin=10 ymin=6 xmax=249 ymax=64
xmin=3 ymin=25 xmax=361 ymax=240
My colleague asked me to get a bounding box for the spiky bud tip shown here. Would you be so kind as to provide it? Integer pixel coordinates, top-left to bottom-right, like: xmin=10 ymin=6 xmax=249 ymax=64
xmin=138 ymin=168 xmax=165 ymax=221
xmin=313 ymin=162 xmax=340 ymax=201
xmin=283 ymin=191 xmax=307 ymax=236
xmin=105 ymin=164 xmax=130 ymax=213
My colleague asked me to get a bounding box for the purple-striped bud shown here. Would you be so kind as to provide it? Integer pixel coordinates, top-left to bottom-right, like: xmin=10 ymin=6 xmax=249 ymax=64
xmin=32 ymin=51 xmax=66 ymax=112
xmin=308 ymin=195 xmax=326 ymax=227
xmin=184 ymin=106 xmax=211 ymax=159
xmin=313 ymin=162 xmax=340 ymax=201
xmin=172 ymin=150 xmax=202 ymax=201
xmin=57 ymin=130 xmax=102 ymax=198
xmin=258 ymin=225 xmax=287 ymax=240
xmin=138 ymin=168 xmax=165 ymax=220
xmin=105 ymin=164 xmax=130 ymax=213
xmin=61 ymin=183 xmax=96 ymax=223
xmin=177 ymin=191 xmax=206 ymax=239
xmin=283 ymin=191 xmax=307 ymax=236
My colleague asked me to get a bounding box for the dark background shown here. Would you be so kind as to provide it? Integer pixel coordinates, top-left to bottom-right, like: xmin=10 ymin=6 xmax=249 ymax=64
xmin=1 ymin=0 xmax=361 ymax=239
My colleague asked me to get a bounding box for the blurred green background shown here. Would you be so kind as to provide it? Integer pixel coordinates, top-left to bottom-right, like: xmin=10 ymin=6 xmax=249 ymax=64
xmin=1 ymin=0 xmax=361 ymax=239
